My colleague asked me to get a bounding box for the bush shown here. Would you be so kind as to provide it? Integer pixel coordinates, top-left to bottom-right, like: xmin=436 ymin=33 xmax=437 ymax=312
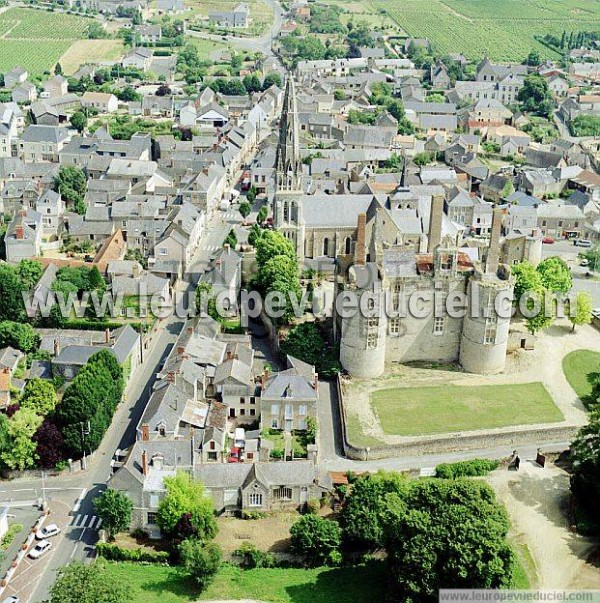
xmin=241 ymin=510 xmax=267 ymax=520
xmin=233 ymin=542 xmax=275 ymax=568
xmin=179 ymin=539 xmax=221 ymax=590
xmin=96 ymin=542 xmax=169 ymax=564
xmin=290 ymin=514 xmax=341 ymax=566
xmin=305 ymin=498 xmax=320 ymax=515
xmin=435 ymin=459 xmax=500 ymax=479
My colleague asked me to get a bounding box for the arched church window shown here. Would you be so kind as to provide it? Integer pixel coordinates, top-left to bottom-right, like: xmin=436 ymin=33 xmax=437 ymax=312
xmin=344 ymin=237 xmax=352 ymax=254
xmin=322 ymin=237 xmax=329 ymax=256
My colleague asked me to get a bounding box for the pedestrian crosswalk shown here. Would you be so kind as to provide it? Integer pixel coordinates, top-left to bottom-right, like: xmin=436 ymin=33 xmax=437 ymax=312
xmin=203 ymin=245 xmax=221 ymax=252
xmin=224 ymin=210 xmax=239 ymax=220
xmin=70 ymin=514 xmax=103 ymax=530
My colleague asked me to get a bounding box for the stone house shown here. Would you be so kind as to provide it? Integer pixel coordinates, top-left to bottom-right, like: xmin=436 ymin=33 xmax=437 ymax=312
xmin=43 ymin=75 xmax=69 ymax=99
xmin=12 ymin=82 xmax=37 ymax=104
xmin=4 ymin=67 xmax=28 ymax=90
xmin=81 ymin=92 xmax=118 ymax=114
xmin=19 ymin=125 xmax=70 ymax=163
xmin=5 ymin=209 xmax=43 ymax=262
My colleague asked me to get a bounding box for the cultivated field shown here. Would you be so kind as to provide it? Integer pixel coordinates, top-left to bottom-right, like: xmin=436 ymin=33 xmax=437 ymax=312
xmin=59 ymin=39 xmax=126 ymax=75
xmin=370 ymin=382 xmax=564 ymax=436
xmin=0 ymin=8 xmax=90 ymax=74
xmin=372 ymin=0 xmax=600 ymax=61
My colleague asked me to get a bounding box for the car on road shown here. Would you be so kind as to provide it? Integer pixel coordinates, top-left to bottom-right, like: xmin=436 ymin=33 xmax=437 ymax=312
xmin=36 ymin=524 xmax=60 ymax=540
xmin=2 ymin=596 xmax=20 ymax=603
xmin=29 ymin=540 xmax=52 ymax=559
xmin=574 ymin=239 xmax=592 ymax=248
xmin=580 ymin=259 xmax=590 ymax=267
xmin=542 ymin=237 xmax=554 ymax=244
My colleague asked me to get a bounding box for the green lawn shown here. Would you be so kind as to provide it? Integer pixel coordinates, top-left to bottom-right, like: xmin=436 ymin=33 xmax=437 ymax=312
xmin=104 ymin=561 xmax=387 ymax=603
xmin=562 ymin=349 xmax=600 ymax=403
xmin=371 ymin=382 xmax=564 ymax=436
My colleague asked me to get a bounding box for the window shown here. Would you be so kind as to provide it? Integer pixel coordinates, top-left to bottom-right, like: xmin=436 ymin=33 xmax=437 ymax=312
xmin=240 ymin=397 xmax=245 ymax=404
xmin=209 ymin=441 xmax=215 ymax=450
xmin=299 ymin=405 xmax=307 ymax=416
xmin=367 ymin=333 xmax=378 ymax=349
xmin=270 ymin=404 xmax=279 ymax=415
xmin=250 ymin=397 xmax=256 ymax=404
xmin=247 ymin=452 xmax=254 ymax=460
xmin=250 ymin=408 xmax=256 ymax=416
xmin=434 ymin=317 xmax=444 ymax=335
xmin=389 ymin=318 xmax=400 ymax=336
xmin=484 ymin=318 xmax=497 ymax=344
xmin=150 ymin=494 xmax=159 ymax=508
xmin=240 ymin=408 xmax=246 ymax=416
xmin=273 ymin=486 xmax=292 ymax=500
xmin=322 ymin=237 xmax=329 ymax=256
xmin=158 ymin=247 xmax=168 ymax=256
xmin=147 ymin=512 xmax=158 ymax=525
xmin=248 ymin=493 xmax=263 ymax=507
xmin=271 ymin=419 xmax=279 ymax=429
xmin=207 ymin=452 xmax=218 ymax=461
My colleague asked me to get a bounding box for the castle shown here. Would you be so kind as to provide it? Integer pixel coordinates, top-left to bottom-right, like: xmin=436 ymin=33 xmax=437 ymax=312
xmin=273 ymin=76 xmax=515 ymax=378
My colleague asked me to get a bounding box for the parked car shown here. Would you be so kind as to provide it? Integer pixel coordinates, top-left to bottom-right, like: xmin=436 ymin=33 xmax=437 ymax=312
xmin=580 ymin=259 xmax=590 ymax=267
xmin=542 ymin=237 xmax=554 ymax=244
xmin=28 ymin=540 xmax=52 ymax=559
xmin=36 ymin=524 xmax=60 ymax=540
xmin=2 ymin=596 xmax=20 ymax=603
xmin=575 ymin=239 xmax=592 ymax=248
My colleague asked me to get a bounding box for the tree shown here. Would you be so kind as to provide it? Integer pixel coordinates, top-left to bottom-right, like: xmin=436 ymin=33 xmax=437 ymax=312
xmin=290 ymin=514 xmax=341 ymax=565
xmin=155 ymin=84 xmax=172 ymax=97
xmin=339 ymin=471 xmax=406 ymax=549
xmin=93 ymin=489 xmax=133 ymax=540
xmin=0 ymin=321 xmax=40 ymax=353
xmin=1 ymin=408 xmax=43 ymax=471
xmin=334 ymin=89 xmax=345 ymax=100
xmin=517 ymin=75 xmax=554 ymax=117
xmin=524 ymin=50 xmax=541 ymax=66
xmin=239 ymin=201 xmax=252 ymax=218
xmin=70 ymin=111 xmax=88 ymax=133
xmin=156 ymin=472 xmax=217 ymax=540
xmin=225 ymin=229 xmax=237 ymax=249
xmin=243 ymin=73 xmax=262 ymax=94
xmin=0 ymin=264 xmax=27 ymax=322
xmin=413 ymin=151 xmax=434 ymax=166
xmin=179 ymin=539 xmax=221 ymax=591
xmin=18 ymin=258 xmax=43 ymax=290
xmin=261 ymin=72 xmax=281 ymax=90
xmin=524 ymin=287 xmax=555 ymax=335
xmin=569 ymin=291 xmax=592 ymax=332
xmin=256 ymin=205 xmax=268 ymax=224
xmin=570 ymin=410 xmax=600 ymax=519
xmin=20 ymin=378 xmax=56 ymax=415
xmin=33 ymin=418 xmax=65 ymax=469
xmin=511 ymin=261 xmax=543 ymax=302
xmin=248 ymin=223 xmax=263 ymax=247
xmin=49 ymin=561 xmax=131 ymax=603
xmin=537 ymin=256 xmax=573 ymax=294
xmin=117 ymin=85 xmax=141 ymax=102
xmin=54 ymin=165 xmax=87 ymax=214
xmin=384 ymin=480 xmax=514 ymax=599
xmin=55 ymin=62 xmax=63 ymax=75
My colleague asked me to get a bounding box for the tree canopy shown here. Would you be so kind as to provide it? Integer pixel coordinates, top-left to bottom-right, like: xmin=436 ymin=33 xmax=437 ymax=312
xmin=53 ymin=165 xmax=87 ymax=215
xmin=517 ymin=75 xmax=554 ymax=117
xmin=93 ymin=489 xmax=133 ymax=540
xmin=156 ymin=472 xmax=217 ymax=541
xmin=0 ymin=321 xmax=40 ymax=353
xmin=290 ymin=514 xmax=342 ymax=565
xmin=536 ymin=256 xmax=572 ymax=294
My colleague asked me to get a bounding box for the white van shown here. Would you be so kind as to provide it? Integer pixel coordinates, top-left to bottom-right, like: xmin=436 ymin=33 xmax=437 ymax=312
xmin=575 ymin=239 xmax=593 ymax=248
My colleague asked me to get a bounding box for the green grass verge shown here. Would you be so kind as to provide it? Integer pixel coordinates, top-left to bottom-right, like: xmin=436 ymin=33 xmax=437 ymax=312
xmin=510 ymin=541 xmax=536 ymax=588
xmin=371 ymin=382 xmax=564 ymax=436
xmin=562 ymin=349 xmax=600 ymax=405
xmin=104 ymin=561 xmax=387 ymax=603
xmin=345 ymin=412 xmax=385 ymax=448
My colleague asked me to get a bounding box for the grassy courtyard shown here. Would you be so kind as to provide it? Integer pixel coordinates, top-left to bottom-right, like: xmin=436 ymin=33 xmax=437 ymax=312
xmin=371 ymin=382 xmax=564 ymax=436
xmin=104 ymin=561 xmax=386 ymax=603
xmin=562 ymin=349 xmax=600 ymax=404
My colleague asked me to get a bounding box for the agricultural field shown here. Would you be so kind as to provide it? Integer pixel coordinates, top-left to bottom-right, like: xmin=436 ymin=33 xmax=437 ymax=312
xmin=0 ymin=7 xmax=90 ymax=75
xmin=372 ymin=0 xmax=600 ymax=61
xmin=59 ymin=39 xmax=126 ymax=75
xmin=183 ymin=0 xmax=273 ymax=34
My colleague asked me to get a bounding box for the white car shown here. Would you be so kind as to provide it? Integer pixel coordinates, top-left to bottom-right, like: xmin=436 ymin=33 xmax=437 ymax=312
xmin=36 ymin=524 xmax=61 ymax=540
xmin=28 ymin=539 xmax=52 ymax=559
xmin=2 ymin=596 xmax=20 ymax=603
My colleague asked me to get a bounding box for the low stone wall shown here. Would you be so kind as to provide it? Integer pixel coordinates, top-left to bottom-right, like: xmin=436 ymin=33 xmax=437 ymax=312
xmin=337 ymin=376 xmax=578 ymax=461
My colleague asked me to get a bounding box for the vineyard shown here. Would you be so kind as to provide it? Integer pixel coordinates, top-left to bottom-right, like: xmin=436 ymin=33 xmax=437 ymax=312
xmin=0 ymin=8 xmax=89 ymax=75
xmin=373 ymin=0 xmax=600 ymax=61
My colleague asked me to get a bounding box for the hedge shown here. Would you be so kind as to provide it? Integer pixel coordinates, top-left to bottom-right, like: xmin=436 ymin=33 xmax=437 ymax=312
xmin=435 ymin=459 xmax=500 ymax=479
xmin=96 ymin=542 xmax=169 ymax=564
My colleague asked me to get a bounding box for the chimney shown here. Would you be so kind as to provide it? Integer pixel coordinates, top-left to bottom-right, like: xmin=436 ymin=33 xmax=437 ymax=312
xmin=141 ymin=450 xmax=148 ymax=476
xmin=105 ymin=328 xmax=110 ymax=343
xmin=355 ymin=212 xmax=366 ymax=266
xmin=132 ymin=262 xmax=142 ymax=278
xmin=141 ymin=423 xmax=149 ymax=442
xmin=177 ymin=346 xmax=185 ymax=354
xmin=187 ymin=326 xmax=193 ymax=334
xmin=53 ymin=338 xmax=60 ymax=357
xmin=486 ymin=207 xmax=502 ymax=275
xmin=167 ymin=371 xmax=175 ymax=383
xmin=15 ymin=224 xmax=24 ymax=240
xmin=428 ymin=194 xmax=444 ymax=253
xmin=313 ymin=371 xmax=319 ymax=392
xmin=226 ymin=350 xmax=233 ymax=361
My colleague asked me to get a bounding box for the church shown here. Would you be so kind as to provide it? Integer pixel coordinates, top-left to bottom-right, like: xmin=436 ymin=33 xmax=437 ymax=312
xmin=272 ymin=76 xmax=515 ymax=378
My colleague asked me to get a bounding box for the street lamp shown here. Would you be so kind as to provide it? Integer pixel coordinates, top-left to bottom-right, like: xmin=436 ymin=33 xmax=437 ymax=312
xmin=81 ymin=421 xmax=91 ymax=471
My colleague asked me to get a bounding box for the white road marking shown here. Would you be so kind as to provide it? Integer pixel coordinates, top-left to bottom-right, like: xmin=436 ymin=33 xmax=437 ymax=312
xmin=73 ymin=488 xmax=87 ymax=513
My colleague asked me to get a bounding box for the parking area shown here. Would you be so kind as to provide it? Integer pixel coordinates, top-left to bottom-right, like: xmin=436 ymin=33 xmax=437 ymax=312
xmin=0 ymin=497 xmax=85 ymax=603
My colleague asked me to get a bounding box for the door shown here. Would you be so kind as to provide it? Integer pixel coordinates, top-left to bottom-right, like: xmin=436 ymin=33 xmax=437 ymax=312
xmin=300 ymin=487 xmax=308 ymax=504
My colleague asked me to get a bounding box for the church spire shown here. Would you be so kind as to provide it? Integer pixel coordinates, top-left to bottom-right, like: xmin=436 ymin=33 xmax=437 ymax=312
xmin=275 ymin=74 xmax=302 ymax=191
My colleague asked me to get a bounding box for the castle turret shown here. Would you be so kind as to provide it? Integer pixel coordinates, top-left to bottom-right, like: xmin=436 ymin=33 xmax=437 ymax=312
xmin=460 ymin=210 xmax=513 ymax=374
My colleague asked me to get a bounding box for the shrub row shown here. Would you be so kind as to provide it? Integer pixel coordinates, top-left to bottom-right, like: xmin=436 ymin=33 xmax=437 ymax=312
xmin=435 ymin=459 xmax=500 ymax=479
xmin=96 ymin=542 xmax=169 ymax=564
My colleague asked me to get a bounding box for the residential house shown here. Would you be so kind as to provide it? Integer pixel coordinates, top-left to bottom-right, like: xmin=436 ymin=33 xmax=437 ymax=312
xmin=135 ymin=25 xmax=162 ymax=43
xmin=81 ymin=92 xmax=118 ymax=114
xmin=122 ymin=47 xmax=153 ymax=71
xmin=12 ymin=82 xmax=37 ymax=104
xmin=34 ymin=189 xmax=64 ymax=240
xmin=43 ymin=75 xmax=69 ymax=99
xmin=19 ymin=125 xmax=70 ymax=163
xmin=4 ymin=209 xmax=43 ymax=262
xmin=4 ymin=67 xmax=28 ymax=89
xmin=209 ymin=3 xmax=250 ymax=27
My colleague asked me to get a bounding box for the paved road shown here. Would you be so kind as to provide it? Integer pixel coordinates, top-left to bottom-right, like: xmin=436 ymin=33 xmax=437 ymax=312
xmin=187 ymin=0 xmax=284 ymax=60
